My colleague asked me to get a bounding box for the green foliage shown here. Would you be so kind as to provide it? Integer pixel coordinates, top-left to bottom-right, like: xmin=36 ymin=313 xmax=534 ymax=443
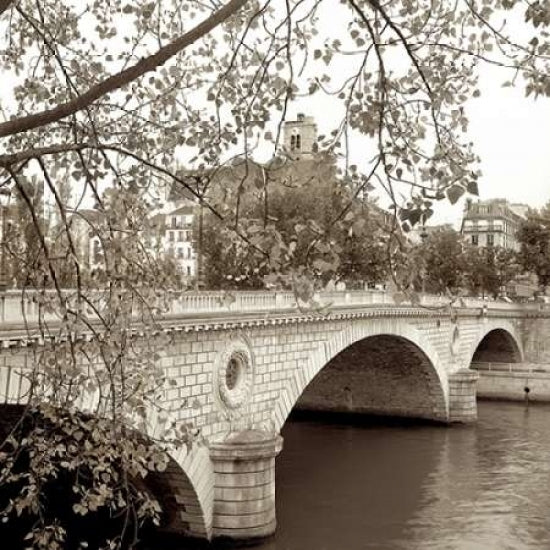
xmin=517 ymin=207 xmax=550 ymax=291
xmin=463 ymin=245 xmax=520 ymax=298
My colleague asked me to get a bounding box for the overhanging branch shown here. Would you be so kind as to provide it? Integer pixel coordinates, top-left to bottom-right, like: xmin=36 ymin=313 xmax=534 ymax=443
xmin=0 ymin=0 xmax=248 ymax=138
xmin=0 ymin=0 xmax=13 ymax=17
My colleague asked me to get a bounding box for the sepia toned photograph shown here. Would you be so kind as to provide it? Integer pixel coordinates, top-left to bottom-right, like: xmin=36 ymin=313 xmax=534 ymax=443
xmin=0 ymin=0 xmax=550 ymax=548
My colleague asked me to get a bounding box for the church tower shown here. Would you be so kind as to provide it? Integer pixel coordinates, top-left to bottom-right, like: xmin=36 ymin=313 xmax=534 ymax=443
xmin=282 ymin=113 xmax=318 ymax=156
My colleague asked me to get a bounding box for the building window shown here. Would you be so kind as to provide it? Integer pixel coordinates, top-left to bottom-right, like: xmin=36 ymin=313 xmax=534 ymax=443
xmin=487 ymin=234 xmax=494 ymax=246
xmin=187 ymin=247 xmax=192 ymax=259
xmin=186 ymin=266 xmax=191 ymax=276
xmin=171 ymin=217 xmax=177 ymax=228
xmin=290 ymin=133 xmax=301 ymax=151
xmin=177 ymin=248 xmax=184 ymax=258
xmin=178 ymin=231 xmax=183 ymax=241
xmin=168 ymin=231 xmax=174 ymax=242
xmin=471 ymin=235 xmax=478 ymax=246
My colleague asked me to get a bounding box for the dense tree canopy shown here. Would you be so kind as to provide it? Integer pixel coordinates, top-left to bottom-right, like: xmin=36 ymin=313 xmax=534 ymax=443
xmin=463 ymin=245 xmax=520 ymax=298
xmin=517 ymin=204 xmax=550 ymax=291
xmin=199 ymin=154 xmax=396 ymax=290
xmin=411 ymin=228 xmax=466 ymax=294
xmin=1 ymin=0 xmax=550 ymax=547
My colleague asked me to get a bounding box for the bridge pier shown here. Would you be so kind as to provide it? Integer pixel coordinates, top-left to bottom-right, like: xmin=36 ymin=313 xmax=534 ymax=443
xmin=448 ymin=369 xmax=479 ymax=423
xmin=210 ymin=430 xmax=283 ymax=541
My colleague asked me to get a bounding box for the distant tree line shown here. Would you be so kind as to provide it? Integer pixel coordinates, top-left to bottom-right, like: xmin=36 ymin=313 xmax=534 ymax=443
xmin=200 ymin=188 xmax=550 ymax=299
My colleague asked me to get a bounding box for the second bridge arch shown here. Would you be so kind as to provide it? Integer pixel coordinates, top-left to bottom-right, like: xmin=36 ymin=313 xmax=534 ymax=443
xmin=294 ymin=333 xmax=448 ymax=423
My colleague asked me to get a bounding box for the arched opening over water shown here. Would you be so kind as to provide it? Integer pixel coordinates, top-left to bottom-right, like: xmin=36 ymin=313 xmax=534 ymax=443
xmin=0 ymin=404 xmax=208 ymax=544
xmin=470 ymin=328 xmax=522 ymax=366
xmin=293 ymin=334 xmax=447 ymax=423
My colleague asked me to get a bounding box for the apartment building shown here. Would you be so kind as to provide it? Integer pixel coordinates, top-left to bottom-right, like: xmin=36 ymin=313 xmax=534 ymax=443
xmin=460 ymin=198 xmax=527 ymax=251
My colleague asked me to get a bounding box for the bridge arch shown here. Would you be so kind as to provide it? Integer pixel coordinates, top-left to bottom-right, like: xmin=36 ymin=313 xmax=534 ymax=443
xmin=0 ymin=401 xmax=213 ymax=541
xmin=273 ymin=318 xmax=449 ymax=431
xmin=131 ymin=407 xmax=214 ymax=539
xmin=465 ymin=320 xmax=523 ymax=369
xmin=145 ymin=445 xmax=212 ymax=539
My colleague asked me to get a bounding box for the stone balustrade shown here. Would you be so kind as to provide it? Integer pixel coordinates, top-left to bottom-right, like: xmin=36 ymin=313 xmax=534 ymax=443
xmin=472 ymin=361 xmax=550 ymax=374
xmin=0 ymin=288 xmax=538 ymax=327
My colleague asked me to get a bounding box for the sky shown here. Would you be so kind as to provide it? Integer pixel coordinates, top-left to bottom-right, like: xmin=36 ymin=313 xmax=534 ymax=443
xmin=411 ymin=64 xmax=550 ymax=228
xmin=293 ymin=64 xmax=550 ymax=230
xmin=463 ymin=70 xmax=550 ymax=215
xmin=278 ymin=4 xmax=550 ymax=230
xmin=2 ymin=3 xmax=549 ymax=227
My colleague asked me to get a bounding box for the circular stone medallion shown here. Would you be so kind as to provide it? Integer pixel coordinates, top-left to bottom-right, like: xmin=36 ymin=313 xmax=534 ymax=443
xmin=215 ymin=338 xmax=254 ymax=410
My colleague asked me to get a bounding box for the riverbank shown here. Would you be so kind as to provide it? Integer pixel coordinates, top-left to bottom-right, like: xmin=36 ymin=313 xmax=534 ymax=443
xmin=475 ymin=362 xmax=550 ymax=402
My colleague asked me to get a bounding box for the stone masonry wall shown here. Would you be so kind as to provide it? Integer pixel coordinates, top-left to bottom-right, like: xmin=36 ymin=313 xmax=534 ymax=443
xmin=0 ymin=308 xmax=531 ymax=540
xmin=523 ymin=317 xmax=550 ymax=364
xmin=295 ymin=335 xmax=446 ymax=421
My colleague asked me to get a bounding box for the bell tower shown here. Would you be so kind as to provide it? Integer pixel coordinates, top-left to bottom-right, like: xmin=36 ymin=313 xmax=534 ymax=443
xmin=282 ymin=113 xmax=318 ymax=156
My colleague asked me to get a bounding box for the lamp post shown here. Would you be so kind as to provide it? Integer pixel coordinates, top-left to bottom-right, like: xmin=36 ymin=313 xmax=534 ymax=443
xmin=0 ymin=188 xmax=11 ymax=291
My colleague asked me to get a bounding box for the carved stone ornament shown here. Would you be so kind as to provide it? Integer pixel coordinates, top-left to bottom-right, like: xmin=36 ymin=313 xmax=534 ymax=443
xmin=215 ymin=337 xmax=254 ymax=410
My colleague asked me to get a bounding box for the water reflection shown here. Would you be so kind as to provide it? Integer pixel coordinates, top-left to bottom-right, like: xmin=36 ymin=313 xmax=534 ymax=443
xmin=400 ymin=403 xmax=550 ymax=550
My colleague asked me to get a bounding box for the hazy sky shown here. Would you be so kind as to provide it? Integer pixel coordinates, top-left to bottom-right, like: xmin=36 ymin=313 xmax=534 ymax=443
xmin=2 ymin=4 xmax=548 ymax=227
xmin=466 ymin=73 xmax=550 ymax=202
xmin=414 ymin=68 xmax=550 ymax=227
xmin=298 ymin=65 xmax=550 ymax=229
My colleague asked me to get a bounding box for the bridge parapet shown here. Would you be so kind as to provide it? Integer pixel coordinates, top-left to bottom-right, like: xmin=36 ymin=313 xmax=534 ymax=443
xmin=0 ymin=289 xmax=539 ymax=328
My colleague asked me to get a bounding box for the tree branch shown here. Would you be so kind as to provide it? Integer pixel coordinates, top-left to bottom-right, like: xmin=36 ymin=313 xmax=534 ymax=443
xmin=0 ymin=0 xmax=13 ymax=17
xmin=0 ymin=143 xmax=90 ymax=166
xmin=0 ymin=0 xmax=248 ymax=138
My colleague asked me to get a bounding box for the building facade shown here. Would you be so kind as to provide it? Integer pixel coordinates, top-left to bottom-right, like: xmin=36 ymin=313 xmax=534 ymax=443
xmin=460 ymin=198 xmax=527 ymax=251
xmin=63 ymin=205 xmax=198 ymax=282
xmin=162 ymin=204 xmax=196 ymax=279
xmin=282 ymin=113 xmax=318 ymax=156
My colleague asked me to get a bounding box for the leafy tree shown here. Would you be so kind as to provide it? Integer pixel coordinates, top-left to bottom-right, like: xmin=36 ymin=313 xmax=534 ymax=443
xmin=464 ymin=245 xmax=520 ymax=298
xmin=200 ymin=154 xmax=343 ymax=288
xmin=4 ymin=175 xmax=47 ymax=288
xmin=413 ymin=228 xmax=466 ymax=294
xmin=334 ymin=201 xmax=393 ymax=289
xmin=0 ymin=0 xmax=549 ymax=547
xmin=200 ymin=155 xmax=396 ymax=289
xmin=517 ymin=210 xmax=550 ymax=292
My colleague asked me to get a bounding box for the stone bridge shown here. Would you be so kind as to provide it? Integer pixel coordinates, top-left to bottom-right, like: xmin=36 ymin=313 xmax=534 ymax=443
xmin=0 ymin=290 xmax=547 ymax=542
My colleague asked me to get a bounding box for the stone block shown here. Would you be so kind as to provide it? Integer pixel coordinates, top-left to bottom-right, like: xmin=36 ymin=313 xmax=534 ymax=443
xmin=213 ymin=509 xmax=275 ymax=530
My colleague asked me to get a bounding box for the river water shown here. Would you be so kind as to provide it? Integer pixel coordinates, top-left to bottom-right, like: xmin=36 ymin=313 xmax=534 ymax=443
xmin=161 ymin=401 xmax=550 ymax=550
xmin=251 ymin=402 xmax=550 ymax=550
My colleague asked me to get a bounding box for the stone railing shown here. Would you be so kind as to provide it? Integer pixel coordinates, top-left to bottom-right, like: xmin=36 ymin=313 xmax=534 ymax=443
xmin=0 ymin=288 xmax=538 ymax=327
xmin=166 ymin=289 xmax=393 ymax=316
xmin=472 ymin=362 xmax=550 ymax=374
xmin=147 ymin=290 xmax=540 ymax=317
